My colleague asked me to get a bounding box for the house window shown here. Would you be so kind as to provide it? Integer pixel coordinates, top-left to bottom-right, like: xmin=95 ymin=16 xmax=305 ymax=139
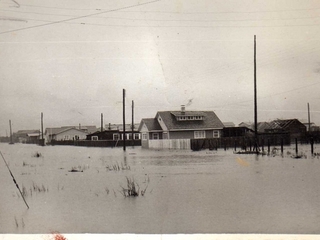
xmin=113 ymin=134 xmax=120 ymax=141
xmin=142 ymin=133 xmax=147 ymax=140
xmin=194 ymin=131 xmax=206 ymax=139
xmin=91 ymin=136 xmax=98 ymax=141
xmin=213 ymin=130 xmax=220 ymax=138
xmin=134 ymin=133 xmax=140 ymax=139
xmin=152 ymin=133 xmax=159 ymax=140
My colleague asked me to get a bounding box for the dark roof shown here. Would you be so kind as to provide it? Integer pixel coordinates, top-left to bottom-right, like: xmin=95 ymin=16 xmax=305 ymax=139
xmin=16 ymin=130 xmax=40 ymax=134
xmin=268 ymin=119 xmax=305 ymax=129
xmin=87 ymin=129 xmax=120 ymax=137
xmin=138 ymin=118 xmax=162 ymax=132
xmin=157 ymin=111 xmax=224 ymax=130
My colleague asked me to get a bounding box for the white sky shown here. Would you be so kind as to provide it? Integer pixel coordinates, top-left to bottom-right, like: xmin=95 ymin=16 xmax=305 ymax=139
xmin=1 ymin=0 xmax=320 ymax=135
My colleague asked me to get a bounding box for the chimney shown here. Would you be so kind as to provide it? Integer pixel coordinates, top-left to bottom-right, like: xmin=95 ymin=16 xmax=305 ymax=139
xmin=108 ymin=123 xmax=111 ymax=130
xmin=181 ymin=105 xmax=185 ymax=114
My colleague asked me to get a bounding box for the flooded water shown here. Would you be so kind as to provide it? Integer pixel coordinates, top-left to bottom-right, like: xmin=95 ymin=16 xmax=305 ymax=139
xmin=1 ymin=143 xmax=320 ymax=234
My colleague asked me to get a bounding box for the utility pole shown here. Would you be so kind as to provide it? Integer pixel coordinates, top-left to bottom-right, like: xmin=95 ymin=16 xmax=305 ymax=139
xmin=132 ymin=100 xmax=134 ymax=147
xmin=254 ymin=35 xmax=257 ymax=137
xmin=101 ymin=113 xmax=103 ymax=132
xmin=123 ymin=89 xmax=126 ymax=151
xmin=41 ymin=112 xmax=44 ymax=146
xmin=254 ymin=35 xmax=259 ymax=153
xmin=9 ymin=120 xmax=13 ymax=144
xmin=308 ymin=103 xmax=311 ymax=132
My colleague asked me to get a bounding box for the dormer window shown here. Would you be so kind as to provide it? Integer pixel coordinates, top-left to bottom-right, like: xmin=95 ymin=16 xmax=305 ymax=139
xmin=176 ymin=115 xmax=204 ymax=121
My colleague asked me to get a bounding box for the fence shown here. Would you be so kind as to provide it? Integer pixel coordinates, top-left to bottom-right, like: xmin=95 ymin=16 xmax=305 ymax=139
xmin=50 ymin=139 xmax=141 ymax=148
xmin=148 ymin=139 xmax=191 ymax=150
xmin=191 ymin=134 xmax=291 ymax=151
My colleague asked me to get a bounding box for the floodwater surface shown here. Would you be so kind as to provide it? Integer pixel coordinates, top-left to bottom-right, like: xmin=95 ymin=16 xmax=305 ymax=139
xmin=1 ymin=143 xmax=320 ymax=234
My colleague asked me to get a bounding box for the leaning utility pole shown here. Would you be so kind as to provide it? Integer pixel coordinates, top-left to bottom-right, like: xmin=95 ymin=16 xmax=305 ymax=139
xmin=123 ymin=89 xmax=126 ymax=151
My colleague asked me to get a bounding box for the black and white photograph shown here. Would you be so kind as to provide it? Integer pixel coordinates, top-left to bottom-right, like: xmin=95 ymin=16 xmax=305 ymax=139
xmin=1 ymin=0 xmax=320 ymax=239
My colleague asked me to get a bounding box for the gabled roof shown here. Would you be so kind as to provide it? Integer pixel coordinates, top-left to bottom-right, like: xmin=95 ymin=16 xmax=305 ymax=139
xmin=45 ymin=126 xmax=97 ymax=135
xmin=55 ymin=127 xmax=87 ymax=135
xmin=157 ymin=111 xmax=224 ymax=131
xmin=138 ymin=118 xmax=162 ymax=132
xmin=268 ymin=119 xmax=305 ymax=129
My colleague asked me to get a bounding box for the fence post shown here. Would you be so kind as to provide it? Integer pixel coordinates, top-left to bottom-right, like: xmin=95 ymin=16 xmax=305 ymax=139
xmin=295 ymin=138 xmax=298 ymax=155
xmin=311 ymin=137 xmax=314 ymax=155
xmin=281 ymin=138 xmax=283 ymax=155
xmin=267 ymin=139 xmax=270 ymax=154
xmin=234 ymin=140 xmax=237 ymax=152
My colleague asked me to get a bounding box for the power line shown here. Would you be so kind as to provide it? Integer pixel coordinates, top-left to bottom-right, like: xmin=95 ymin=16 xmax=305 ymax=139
xmin=119 ymin=7 xmax=320 ymax=14
xmin=2 ymin=8 xmax=320 ymax=23
xmin=0 ymin=0 xmax=161 ymax=35
xmin=2 ymin=2 xmax=320 ymax=14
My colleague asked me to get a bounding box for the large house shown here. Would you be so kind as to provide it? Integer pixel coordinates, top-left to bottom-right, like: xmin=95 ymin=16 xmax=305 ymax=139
xmin=138 ymin=106 xmax=224 ymax=149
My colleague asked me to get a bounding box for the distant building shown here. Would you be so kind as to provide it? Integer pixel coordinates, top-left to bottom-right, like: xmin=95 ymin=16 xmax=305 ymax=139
xmin=223 ymin=122 xmax=235 ymax=128
xmin=86 ymin=129 xmax=141 ymax=141
xmin=300 ymin=121 xmax=320 ymax=132
xmin=239 ymin=119 xmax=307 ymax=141
xmin=266 ymin=119 xmax=306 ymax=139
xmin=222 ymin=127 xmax=254 ymax=138
xmin=15 ymin=130 xmax=41 ymax=143
xmin=45 ymin=125 xmax=97 ymax=143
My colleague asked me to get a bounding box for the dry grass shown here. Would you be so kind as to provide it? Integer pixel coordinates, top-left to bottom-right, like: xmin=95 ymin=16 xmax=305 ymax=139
xmin=120 ymin=176 xmax=149 ymax=197
xmin=106 ymin=162 xmax=130 ymax=172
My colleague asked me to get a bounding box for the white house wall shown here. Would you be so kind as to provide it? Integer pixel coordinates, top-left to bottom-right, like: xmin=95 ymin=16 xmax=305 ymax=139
xmin=55 ymin=129 xmax=87 ymax=141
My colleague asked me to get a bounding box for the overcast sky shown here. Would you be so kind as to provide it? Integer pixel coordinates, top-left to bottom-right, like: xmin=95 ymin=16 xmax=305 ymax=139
xmin=1 ymin=0 xmax=320 ymax=135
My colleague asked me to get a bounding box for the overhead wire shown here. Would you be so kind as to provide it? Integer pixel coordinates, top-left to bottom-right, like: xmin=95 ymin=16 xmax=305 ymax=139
xmin=0 ymin=0 xmax=161 ymax=35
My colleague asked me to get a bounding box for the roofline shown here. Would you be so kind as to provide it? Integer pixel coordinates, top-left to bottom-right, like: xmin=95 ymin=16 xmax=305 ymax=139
xmin=141 ymin=130 xmax=163 ymax=132
xmin=55 ymin=127 xmax=87 ymax=135
xmin=168 ymin=128 xmax=223 ymax=131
